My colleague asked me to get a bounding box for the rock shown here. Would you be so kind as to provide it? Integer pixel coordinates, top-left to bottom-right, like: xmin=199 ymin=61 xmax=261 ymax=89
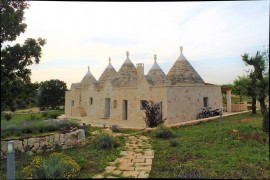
xmin=14 ymin=140 xmax=23 ymax=152
xmin=28 ymin=138 xmax=36 ymax=147
xmin=77 ymin=129 xmax=85 ymax=139
xmin=54 ymin=134 xmax=59 ymax=142
xmin=1 ymin=141 xmax=7 ymax=152
xmin=33 ymin=142 xmax=39 ymax=149
xmin=23 ymin=139 xmax=28 ymax=147
xmin=40 ymin=137 xmax=46 ymax=142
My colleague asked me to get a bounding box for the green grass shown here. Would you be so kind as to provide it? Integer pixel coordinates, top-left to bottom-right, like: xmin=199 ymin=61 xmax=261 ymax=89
xmin=0 ymin=110 xmax=75 ymax=139
xmin=147 ymin=112 xmax=269 ymax=179
xmin=0 ymin=134 xmax=125 ymax=179
xmin=1 ymin=119 xmax=81 ymax=139
xmin=1 ymin=110 xmax=64 ymax=123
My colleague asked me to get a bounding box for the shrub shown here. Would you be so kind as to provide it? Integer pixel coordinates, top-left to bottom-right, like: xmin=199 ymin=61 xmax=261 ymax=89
xmin=92 ymin=133 xmax=119 ymax=149
xmin=27 ymin=113 xmax=36 ymax=121
xmin=4 ymin=113 xmax=12 ymax=121
xmin=111 ymin=125 xmax=120 ymax=133
xmin=41 ymin=112 xmax=49 ymax=117
xmin=1 ymin=119 xmax=80 ymax=139
xmin=152 ymin=124 xmax=175 ymax=139
xmin=48 ymin=112 xmax=61 ymax=119
xmin=21 ymin=153 xmax=80 ymax=179
xmin=169 ymin=139 xmax=179 ymax=147
xmin=80 ymin=123 xmax=91 ymax=137
xmin=144 ymin=100 xmax=166 ymax=128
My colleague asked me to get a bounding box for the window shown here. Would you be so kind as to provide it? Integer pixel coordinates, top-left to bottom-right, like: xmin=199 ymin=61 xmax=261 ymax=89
xmin=203 ymin=97 xmax=208 ymax=107
xmin=71 ymin=100 xmax=74 ymax=107
xmin=89 ymin=97 xmax=93 ymax=105
xmin=113 ymin=100 xmax=117 ymax=108
xmin=140 ymin=100 xmax=148 ymax=110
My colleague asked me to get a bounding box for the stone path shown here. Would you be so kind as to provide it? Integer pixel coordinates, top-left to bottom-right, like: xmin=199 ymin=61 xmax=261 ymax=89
xmin=92 ymin=135 xmax=154 ymax=178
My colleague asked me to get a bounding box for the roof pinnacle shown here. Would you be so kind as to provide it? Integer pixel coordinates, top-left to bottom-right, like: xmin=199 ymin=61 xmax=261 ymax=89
xmin=180 ymin=46 xmax=183 ymax=53
xmin=109 ymin=57 xmax=111 ymax=63
xmin=126 ymin=51 xmax=129 ymax=57
xmin=154 ymin=54 xmax=157 ymax=63
xmin=88 ymin=66 xmax=90 ymax=72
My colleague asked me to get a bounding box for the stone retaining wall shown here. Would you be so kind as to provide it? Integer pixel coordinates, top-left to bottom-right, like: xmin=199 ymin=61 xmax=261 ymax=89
xmin=1 ymin=129 xmax=85 ymax=159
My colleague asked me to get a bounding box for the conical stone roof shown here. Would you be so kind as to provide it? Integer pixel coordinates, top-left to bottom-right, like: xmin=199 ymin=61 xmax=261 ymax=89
xmin=167 ymin=46 xmax=204 ymax=85
xmin=147 ymin=55 xmax=170 ymax=85
xmin=97 ymin=57 xmax=117 ymax=89
xmin=113 ymin=51 xmax=138 ymax=87
xmin=81 ymin=66 xmax=97 ymax=87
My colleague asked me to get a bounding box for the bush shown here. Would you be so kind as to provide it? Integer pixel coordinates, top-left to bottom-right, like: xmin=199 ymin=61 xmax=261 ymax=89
xmin=48 ymin=112 xmax=61 ymax=119
xmin=144 ymin=100 xmax=166 ymax=128
xmin=152 ymin=124 xmax=175 ymax=139
xmin=111 ymin=125 xmax=120 ymax=133
xmin=169 ymin=139 xmax=179 ymax=147
xmin=28 ymin=113 xmax=36 ymax=121
xmin=21 ymin=152 xmax=80 ymax=179
xmin=1 ymin=119 xmax=80 ymax=139
xmin=80 ymin=123 xmax=91 ymax=137
xmin=92 ymin=133 xmax=119 ymax=149
xmin=41 ymin=112 xmax=49 ymax=117
xmin=4 ymin=113 xmax=12 ymax=121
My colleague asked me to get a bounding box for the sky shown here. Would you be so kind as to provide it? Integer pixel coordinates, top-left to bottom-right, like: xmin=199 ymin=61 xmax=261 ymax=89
xmin=9 ymin=1 xmax=269 ymax=88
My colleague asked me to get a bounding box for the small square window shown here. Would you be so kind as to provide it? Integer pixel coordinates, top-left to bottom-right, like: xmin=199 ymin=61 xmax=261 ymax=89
xmin=203 ymin=97 xmax=208 ymax=107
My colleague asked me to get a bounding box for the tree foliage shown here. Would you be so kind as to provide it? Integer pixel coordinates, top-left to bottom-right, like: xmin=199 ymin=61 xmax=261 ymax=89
xmin=1 ymin=0 xmax=46 ymax=111
xmin=144 ymin=100 xmax=166 ymax=128
xmin=38 ymin=79 xmax=67 ymax=110
xmin=241 ymin=47 xmax=269 ymax=132
xmin=233 ymin=74 xmax=258 ymax=113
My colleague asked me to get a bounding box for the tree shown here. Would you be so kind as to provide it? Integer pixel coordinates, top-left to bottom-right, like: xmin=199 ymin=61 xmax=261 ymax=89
xmin=233 ymin=74 xmax=259 ymax=114
xmin=144 ymin=100 xmax=166 ymax=128
xmin=232 ymin=77 xmax=250 ymax=103
xmin=1 ymin=0 xmax=46 ymax=112
xmin=241 ymin=48 xmax=269 ymax=132
xmin=38 ymin=79 xmax=67 ymax=110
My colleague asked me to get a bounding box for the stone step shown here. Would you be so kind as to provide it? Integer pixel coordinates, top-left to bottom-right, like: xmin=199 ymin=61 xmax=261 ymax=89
xmin=77 ymin=106 xmax=87 ymax=116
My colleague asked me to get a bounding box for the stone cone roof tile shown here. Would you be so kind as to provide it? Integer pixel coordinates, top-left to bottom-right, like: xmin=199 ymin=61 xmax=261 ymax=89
xmin=113 ymin=51 xmax=138 ymax=87
xmin=98 ymin=59 xmax=117 ymax=89
xmin=167 ymin=46 xmax=204 ymax=84
xmin=71 ymin=82 xmax=81 ymax=89
xmin=147 ymin=55 xmax=170 ymax=85
xmin=147 ymin=69 xmax=170 ymax=85
xmin=80 ymin=66 xmax=97 ymax=87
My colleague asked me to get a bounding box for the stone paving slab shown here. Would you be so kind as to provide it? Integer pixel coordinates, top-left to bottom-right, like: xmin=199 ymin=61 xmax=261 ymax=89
xmin=92 ymin=134 xmax=154 ymax=178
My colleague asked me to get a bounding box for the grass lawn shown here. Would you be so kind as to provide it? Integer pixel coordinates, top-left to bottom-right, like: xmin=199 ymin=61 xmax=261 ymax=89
xmin=147 ymin=112 xmax=269 ymax=178
xmin=0 ymin=110 xmax=73 ymax=139
xmin=0 ymin=131 xmax=125 ymax=179
xmin=1 ymin=110 xmax=64 ymax=123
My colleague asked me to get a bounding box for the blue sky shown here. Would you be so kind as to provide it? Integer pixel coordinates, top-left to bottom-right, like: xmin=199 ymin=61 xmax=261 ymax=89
xmin=10 ymin=1 xmax=269 ymax=88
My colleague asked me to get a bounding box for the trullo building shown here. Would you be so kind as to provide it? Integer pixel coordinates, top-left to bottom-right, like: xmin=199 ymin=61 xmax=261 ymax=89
xmin=65 ymin=46 xmax=222 ymax=125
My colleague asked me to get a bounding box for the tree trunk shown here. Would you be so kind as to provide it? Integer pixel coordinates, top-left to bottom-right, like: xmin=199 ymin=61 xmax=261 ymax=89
xmin=240 ymin=95 xmax=242 ymax=102
xmin=262 ymin=110 xmax=269 ymax=132
xmin=258 ymin=80 xmax=269 ymax=132
xmin=251 ymin=97 xmax=256 ymax=114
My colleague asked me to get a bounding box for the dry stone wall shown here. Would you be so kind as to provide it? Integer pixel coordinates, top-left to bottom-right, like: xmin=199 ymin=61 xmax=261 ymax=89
xmin=1 ymin=129 xmax=85 ymax=159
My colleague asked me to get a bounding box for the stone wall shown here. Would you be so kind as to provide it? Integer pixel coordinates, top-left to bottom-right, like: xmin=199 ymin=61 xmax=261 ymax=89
xmin=166 ymin=84 xmax=223 ymax=124
xmin=1 ymin=129 xmax=85 ymax=159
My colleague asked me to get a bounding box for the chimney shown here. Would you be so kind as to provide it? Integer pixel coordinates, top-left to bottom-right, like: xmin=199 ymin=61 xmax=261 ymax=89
xmin=136 ymin=63 xmax=144 ymax=80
